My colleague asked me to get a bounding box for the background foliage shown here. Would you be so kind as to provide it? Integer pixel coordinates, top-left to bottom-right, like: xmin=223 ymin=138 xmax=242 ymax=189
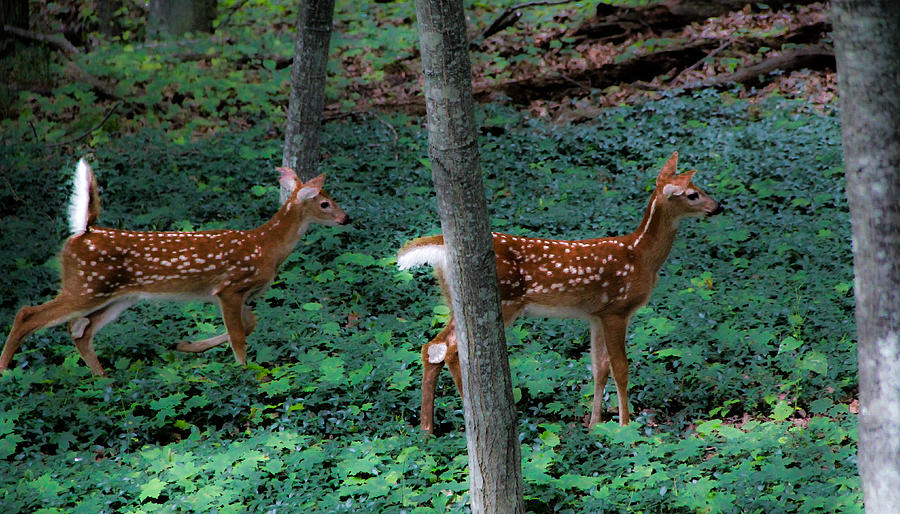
xmin=1 ymin=1 xmax=858 ymax=512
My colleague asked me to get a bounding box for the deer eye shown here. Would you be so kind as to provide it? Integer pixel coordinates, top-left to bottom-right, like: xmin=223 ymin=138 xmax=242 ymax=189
xmin=686 ymin=192 xmax=699 ymax=200
xmin=320 ymin=201 xmax=331 ymax=209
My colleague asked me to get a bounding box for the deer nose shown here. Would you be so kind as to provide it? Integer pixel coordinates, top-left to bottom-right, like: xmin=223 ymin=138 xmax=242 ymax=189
xmin=707 ymin=202 xmax=724 ymax=217
xmin=339 ymin=214 xmax=351 ymax=225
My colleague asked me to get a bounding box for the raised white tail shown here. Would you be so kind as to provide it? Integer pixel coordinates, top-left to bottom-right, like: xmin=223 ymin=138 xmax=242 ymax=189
xmin=68 ymin=159 xmax=98 ymax=235
xmin=1 ymin=161 xmax=350 ymax=376
xmin=397 ymin=240 xmax=446 ymax=272
xmin=400 ymin=151 xmax=723 ymax=433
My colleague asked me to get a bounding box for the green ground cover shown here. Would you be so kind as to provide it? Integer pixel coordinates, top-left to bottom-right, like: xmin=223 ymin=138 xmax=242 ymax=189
xmin=0 ymin=90 xmax=859 ymax=512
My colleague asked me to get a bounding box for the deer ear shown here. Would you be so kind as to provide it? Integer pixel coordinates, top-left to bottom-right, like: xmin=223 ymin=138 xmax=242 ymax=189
xmin=277 ymin=167 xmax=299 ymax=192
xmin=296 ymin=185 xmax=320 ymax=201
xmin=678 ymin=169 xmax=696 ymax=185
xmin=305 ymin=173 xmax=326 ymax=190
xmin=662 ymin=183 xmax=683 ymax=198
xmin=656 ymin=151 xmax=678 ymax=185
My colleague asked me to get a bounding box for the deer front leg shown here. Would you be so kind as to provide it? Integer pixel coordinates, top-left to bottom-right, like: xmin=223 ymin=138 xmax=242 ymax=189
xmin=68 ymin=298 xmax=137 ymax=377
xmin=588 ymin=317 xmax=611 ymax=427
xmin=217 ymin=293 xmax=249 ymax=366
xmin=600 ymin=313 xmax=632 ymax=425
xmin=174 ymin=306 xmax=257 ymax=354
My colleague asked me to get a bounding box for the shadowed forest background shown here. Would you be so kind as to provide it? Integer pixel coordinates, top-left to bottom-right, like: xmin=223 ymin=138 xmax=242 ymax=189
xmin=0 ymin=1 xmax=859 ymax=512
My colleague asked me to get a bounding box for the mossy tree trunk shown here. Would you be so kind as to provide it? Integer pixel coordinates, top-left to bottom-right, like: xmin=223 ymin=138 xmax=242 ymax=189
xmin=282 ymin=0 xmax=335 ymax=188
xmin=832 ymin=1 xmax=900 ymax=511
xmin=413 ymin=0 xmax=524 ymax=512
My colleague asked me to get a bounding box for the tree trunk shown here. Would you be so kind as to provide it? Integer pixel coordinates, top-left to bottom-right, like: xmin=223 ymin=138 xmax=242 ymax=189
xmin=413 ymin=0 xmax=524 ymax=512
xmin=147 ymin=0 xmax=217 ymax=39
xmin=97 ymin=0 xmax=123 ymax=38
xmin=0 ymin=0 xmax=28 ymax=32
xmin=281 ymin=0 xmax=335 ymax=187
xmin=832 ymin=1 xmax=900 ymax=512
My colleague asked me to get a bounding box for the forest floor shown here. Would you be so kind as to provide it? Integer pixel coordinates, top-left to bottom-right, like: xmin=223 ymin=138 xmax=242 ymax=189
xmin=335 ymin=1 xmax=835 ymax=122
xmin=0 ymin=2 xmax=860 ymax=512
xmin=1 ymin=1 xmax=835 ymax=142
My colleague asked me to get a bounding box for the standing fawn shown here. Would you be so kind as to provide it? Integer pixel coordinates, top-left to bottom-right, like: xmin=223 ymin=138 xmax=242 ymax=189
xmin=398 ymin=151 xmax=723 ymax=433
xmin=0 ymin=160 xmax=349 ymax=376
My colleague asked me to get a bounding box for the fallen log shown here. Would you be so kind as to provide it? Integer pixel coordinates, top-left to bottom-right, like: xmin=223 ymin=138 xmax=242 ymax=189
xmin=572 ymin=0 xmax=824 ymax=41
xmin=475 ymin=39 xmax=719 ymax=104
xmin=687 ymin=46 xmax=835 ymax=90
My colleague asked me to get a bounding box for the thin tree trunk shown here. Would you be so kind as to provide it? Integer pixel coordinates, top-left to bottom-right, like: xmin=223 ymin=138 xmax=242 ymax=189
xmin=832 ymin=1 xmax=900 ymax=511
xmin=97 ymin=0 xmax=123 ymax=38
xmin=413 ymin=0 xmax=524 ymax=512
xmin=147 ymin=0 xmax=217 ymax=39
xmin=0 ymin=0 xmax=28 ymax=32
xmin=282 ymin=0 xmax=335 ymax=188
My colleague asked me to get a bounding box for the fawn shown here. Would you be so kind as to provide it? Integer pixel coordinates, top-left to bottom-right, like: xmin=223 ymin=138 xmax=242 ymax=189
xmin=398 ymin=151 xmax=723 ymax=433
xmin=0 ymin=160 xmax=349 ymax=376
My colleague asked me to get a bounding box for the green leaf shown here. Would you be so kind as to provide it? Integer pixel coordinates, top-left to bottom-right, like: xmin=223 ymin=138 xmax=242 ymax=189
xmin=349 ymin=362 xmax=374 ymax=386
xmin=554 ymin=473 xmax=602 ymax=490
xmin=656 ymin=348 xmax=683 ymax=358
xmin=433 ymin=305 xmax=451 ymax=315
xmin=150 ymin=393 xmax=187 ymax=425
xmin=772 ymin=400 xmax=794 ymax=421
xmin=540 ymin=430 xmax=561 ymax=448
xmin=319 ymin=356 xmax=346 ymax=384
xmin=138 ymin=478 xmax=167 ymax=501
xmin=389 ymin=367 xmax=413 ymax=391
xmin=799 ymin=351 xmax=828 ymax=375
xmin=30 ymin=473 xmax=65 ymax=500
xmin=337 ymin=252 xmax=376 ymax=266
xmin=695 ymin=419 xmax=721 ymax=435
xmin=0 ymin=434 xmax=24 ymax=459
xmin=778 ymin=336 xmax=803 ymax=353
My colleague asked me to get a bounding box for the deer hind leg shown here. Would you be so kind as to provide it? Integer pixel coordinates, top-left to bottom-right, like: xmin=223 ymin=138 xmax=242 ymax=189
xmin=601 ymin=314 xmax=632 ymax=426
xmin=174 ymin=305 xmax=257 ymax=354
xmin=68 ymin=298 xmax=137 ymax=377
xmin=423 ymin=304 xmax=521 ymax=433
xmin=421 ymin=320 xmax=456 ymax=433
xmin=588 ymin=317 xmax=611 ymax=427
xmin=0 ymin=294 xmax=99 ymax=372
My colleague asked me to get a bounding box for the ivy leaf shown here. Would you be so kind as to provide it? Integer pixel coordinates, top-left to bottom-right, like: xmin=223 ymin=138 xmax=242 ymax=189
xmin=778 ymin=336 xmax=803 ymax=354
xmin=799 ymin=351 xmax=828 ymax=375
xmin=540 ymin=430 xmax=561 ymax=448
xmin=319 ymin=356 xmax=346 ymax=385
xmin=772 ymin=401 xmax=794 ymax=421
xmin=0 ymin=434 xmax=24 ymax=459
xmin=389 ymin=367 xmax=413 ymax=391
xmin=150 ymin=393 xmax=187 ymax=425
xmin=138 ymin=478 xmax=167 ymax=501
xmin=30 ymin=473 xmax=65 ymax=500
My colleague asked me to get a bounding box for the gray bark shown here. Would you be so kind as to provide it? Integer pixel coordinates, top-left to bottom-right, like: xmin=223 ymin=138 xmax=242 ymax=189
xmin=413 ymin=0 xmax=524 ymax=512
xmin=281 ymin=0 xmax=335 ymax=187
xmin=832 ymin=1 xmax=900 ymax=512
xmin=97 ymin=0 xmax=122 ymax=38
xmin=147 ymin=0 xmax=217 ymax=39
xmin=0 ymin=0 xmax=28 ymax=31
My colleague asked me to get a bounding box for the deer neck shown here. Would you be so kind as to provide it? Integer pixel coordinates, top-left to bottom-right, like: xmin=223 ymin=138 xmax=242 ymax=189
xmin=252 ymin=199 xmax=311 ymax=263
xmin=628 ymin=192 xmax=680 ymax=273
